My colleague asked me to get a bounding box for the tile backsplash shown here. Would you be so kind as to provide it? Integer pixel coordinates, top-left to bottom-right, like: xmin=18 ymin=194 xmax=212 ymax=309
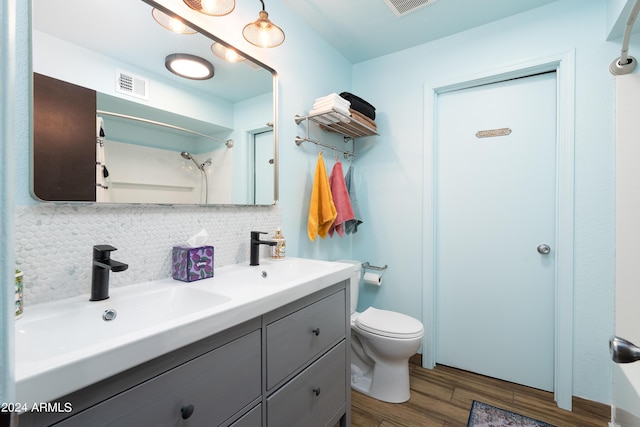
xmin=15 ymin=204 xmax=282 ymax=306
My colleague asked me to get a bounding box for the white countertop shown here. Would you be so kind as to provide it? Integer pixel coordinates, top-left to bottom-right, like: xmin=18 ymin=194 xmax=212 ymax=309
xmin=15 ymin=257 xmax=354 ymax=405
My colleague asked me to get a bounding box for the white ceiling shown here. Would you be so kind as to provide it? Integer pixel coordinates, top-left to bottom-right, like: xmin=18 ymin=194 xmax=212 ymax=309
xmin=33 ymin=0 xmax=563 ymax=97
xmin=282 ymin=0 xmax=559 ymax=63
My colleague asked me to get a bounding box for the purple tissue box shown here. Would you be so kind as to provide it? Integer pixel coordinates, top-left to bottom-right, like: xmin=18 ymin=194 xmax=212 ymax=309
xmin=172 ymin=246 xmax=214 ymax=282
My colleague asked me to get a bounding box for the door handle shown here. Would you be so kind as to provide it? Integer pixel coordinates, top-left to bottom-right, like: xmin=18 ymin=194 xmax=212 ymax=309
xmin=537 ymin=244 xmax=551 ymax=255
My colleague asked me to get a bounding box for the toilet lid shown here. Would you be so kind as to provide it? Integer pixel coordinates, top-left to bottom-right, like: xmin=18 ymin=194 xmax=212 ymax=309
xmin=355 ymin=307 xmax=424 ymax=339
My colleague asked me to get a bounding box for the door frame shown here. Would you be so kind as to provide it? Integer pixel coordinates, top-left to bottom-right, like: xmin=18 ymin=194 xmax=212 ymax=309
xmin=252 ymin=128 xmax=275 ymax=204
xmin=422 ymin=51 xmax=575 ymax=410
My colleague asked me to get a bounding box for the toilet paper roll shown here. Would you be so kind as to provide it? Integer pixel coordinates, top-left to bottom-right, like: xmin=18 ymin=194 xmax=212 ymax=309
xmin=363 ymin=272 xmax=382 ymax=286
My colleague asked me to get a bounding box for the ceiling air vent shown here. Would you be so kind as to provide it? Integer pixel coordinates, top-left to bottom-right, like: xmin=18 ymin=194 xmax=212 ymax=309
xmin=115 ymin=70 xmax=149 ymax=100
xmin=383 ymin=0 xmax=438 ymax=17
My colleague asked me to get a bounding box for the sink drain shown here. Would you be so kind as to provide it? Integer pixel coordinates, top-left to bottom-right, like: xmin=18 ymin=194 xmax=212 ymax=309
xmin=102 ymin=309 xmax=117 ymax=321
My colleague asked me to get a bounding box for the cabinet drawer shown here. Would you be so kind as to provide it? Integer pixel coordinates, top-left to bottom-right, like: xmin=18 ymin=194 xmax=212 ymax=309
xmin=56 ymin=330 xmax=261 ymax=427
xmin=266 ymin=290 xmax=346 ymax=389
xmin=267 ymin=341 xmax=346 ymax=427
xmin=230 ymin=403 xmax=261 ymax=427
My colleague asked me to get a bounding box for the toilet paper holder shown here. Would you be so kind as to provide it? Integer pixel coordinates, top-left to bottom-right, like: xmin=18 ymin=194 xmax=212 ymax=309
xmin=362 ymin=262 xmax=388 ymax=274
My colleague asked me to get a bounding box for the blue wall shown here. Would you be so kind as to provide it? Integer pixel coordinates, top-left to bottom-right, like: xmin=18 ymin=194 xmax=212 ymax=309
xmin=1 ymin=0 xmax=624 ymax=407
xmin=351 ymin=0 xmax=617 ymax=404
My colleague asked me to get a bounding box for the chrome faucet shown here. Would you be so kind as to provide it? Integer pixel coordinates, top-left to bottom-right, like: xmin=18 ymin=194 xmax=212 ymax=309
xmin=250 ymin=231 xmax=276 ymax=266
xmin=91 ymin=245 xmax=128 ymax=301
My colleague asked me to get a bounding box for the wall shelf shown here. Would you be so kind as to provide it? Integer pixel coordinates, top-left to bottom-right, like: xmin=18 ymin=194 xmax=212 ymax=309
xmin=294 ymin=108 xmax=378 ymax=158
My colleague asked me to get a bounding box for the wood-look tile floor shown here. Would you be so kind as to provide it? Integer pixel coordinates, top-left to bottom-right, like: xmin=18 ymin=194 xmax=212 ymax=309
xmin=350 ymin=363 xmax=610 ymax=427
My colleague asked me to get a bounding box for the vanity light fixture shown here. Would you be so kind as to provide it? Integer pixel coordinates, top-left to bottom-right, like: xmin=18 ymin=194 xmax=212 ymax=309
xmin=211 ymin=42 xmax=245 ymax=63
xmin=165 ymin=54 xmax=215 ymax=80
xmin=242 ymin=0 xmax=285 ymax=48
xmin=183 ymin=0 xmax=235 ymax=16
xmin=151 ymin=8 xmax=197 ymax=34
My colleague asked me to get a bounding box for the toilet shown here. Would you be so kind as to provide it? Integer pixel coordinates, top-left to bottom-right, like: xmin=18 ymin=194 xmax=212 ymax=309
xmin=342 ymin=260 xmax=424 ymax=403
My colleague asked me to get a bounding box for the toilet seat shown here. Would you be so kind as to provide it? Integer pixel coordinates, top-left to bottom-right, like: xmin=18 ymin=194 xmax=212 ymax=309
xmin=355 ymin=307 xmax=424 ymax=339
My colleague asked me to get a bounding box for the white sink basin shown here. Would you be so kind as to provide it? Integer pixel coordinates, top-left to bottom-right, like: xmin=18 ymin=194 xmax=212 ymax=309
xmin=223 ymin=258 xmax=354 ymax=287
xmin=16 ymin=287 xmax=230 ymax=362
xmin=15 ymin=257 xmax=354 ymax=406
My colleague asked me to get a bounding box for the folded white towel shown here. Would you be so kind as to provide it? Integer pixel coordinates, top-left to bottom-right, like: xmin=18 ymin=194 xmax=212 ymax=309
xmin=313 ymin=96 xmax=350 ymax=108
xmin=312 ymin=103 xmax=350 ymax=115
xmin=314 ymin=92 xmax=344 ymax=104
xmin=313 ymin=98 xmax=350 ymax=112
xmin=311 ymin=105 xmax=351 ymax=117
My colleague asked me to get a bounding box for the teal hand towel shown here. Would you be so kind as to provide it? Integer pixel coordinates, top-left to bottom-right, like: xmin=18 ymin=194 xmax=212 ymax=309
xmin=344 ymin=165 xmax=363 ymax=234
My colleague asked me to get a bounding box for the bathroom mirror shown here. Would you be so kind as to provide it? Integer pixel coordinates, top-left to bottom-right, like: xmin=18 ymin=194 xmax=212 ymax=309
xmin=31 ymin=0 xmax=277 ymax=205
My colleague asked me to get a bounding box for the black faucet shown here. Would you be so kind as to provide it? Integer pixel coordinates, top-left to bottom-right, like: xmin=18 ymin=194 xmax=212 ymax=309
xmin=91 ymin=245 xmax=128 ymax=301
xmin=250 ymin=231 xmax=277 ymax=266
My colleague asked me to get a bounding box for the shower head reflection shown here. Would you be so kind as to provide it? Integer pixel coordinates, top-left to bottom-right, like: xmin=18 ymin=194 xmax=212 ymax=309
xmin=179 ymin=151 xmax=210 ymax=204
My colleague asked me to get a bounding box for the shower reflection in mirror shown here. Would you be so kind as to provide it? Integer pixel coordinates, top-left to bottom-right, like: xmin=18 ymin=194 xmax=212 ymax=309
xmin=181 ymin=152 xmax=212 ymax=204
xmin=91 ymin=106 xmax=234 ymax=205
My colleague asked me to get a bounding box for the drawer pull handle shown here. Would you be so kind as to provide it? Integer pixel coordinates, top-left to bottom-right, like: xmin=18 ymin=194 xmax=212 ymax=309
xmin=181 ymin=404 xmax=195 ymax=419
xmin=312 ymin=328 xmax=320 ymax=336
xmin=313 ymin=387 xmax=321 ymax=396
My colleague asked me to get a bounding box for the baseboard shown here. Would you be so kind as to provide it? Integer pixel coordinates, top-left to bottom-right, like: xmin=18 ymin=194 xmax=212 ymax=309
xmin=409 ymin=352 xmax=422 ymax=367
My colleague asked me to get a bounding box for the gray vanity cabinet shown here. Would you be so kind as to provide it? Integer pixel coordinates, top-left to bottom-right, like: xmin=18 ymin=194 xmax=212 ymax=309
xmin=265 ymin=289 xmax=347 ymax=390
xmin=263 ymin=284 xmax=350 ymax=427
xmin=230 ymin=403 xmax=262 ymax=426
xmin=267 ymin=341 xmax=346 ymax=427
xmin=55 ymin=330 xmax=261 ymax=427
xmin=19 ymin=281 xmax=350 ymax=427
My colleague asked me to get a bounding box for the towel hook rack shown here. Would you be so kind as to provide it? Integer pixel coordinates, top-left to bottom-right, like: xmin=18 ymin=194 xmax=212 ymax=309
xmin=362 ymin=262 xmax=388 ymax=272
xmin=295 ymin=136 xmax=354 ymax=159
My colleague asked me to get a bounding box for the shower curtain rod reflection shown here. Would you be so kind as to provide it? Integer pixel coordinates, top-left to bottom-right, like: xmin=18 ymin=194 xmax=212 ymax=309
xmin=96 ymin=110 xmax=234 ymax=147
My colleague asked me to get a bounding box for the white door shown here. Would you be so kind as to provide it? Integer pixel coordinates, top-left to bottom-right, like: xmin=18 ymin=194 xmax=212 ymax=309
xmin=254 ymin=130 xmax=274 ymax=204
xmin=435 ymin=72 xmax=557 ymax=391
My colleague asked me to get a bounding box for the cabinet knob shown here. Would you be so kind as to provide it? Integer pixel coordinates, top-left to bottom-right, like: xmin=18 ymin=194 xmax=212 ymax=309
xmin=181 ymin=404 xmax=195 ymax=419
xmin=312 ymin=387 xmax=321 ymax=396
xmin=312 ymin=328 xmax=320 ymax=336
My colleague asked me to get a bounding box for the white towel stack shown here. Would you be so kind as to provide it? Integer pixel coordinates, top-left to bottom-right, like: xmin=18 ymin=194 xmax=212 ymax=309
xmin=309 ymin=93 xmax=351 ymax=124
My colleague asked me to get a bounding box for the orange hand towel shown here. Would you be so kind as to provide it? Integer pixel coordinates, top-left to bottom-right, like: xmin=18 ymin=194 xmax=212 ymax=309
xmin=308 ymin=153 xmax=337 ymax=241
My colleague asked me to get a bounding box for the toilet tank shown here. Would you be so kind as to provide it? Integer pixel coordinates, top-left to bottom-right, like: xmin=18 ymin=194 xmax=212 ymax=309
xmin=337 ymin=260 xmax=361 ymax=314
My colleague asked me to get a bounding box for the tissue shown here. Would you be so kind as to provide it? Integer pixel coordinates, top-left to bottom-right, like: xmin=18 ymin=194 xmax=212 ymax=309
xmin=172 ymin=230 xmax=214 ymax=282
xmin=187 ymin=229 xmax=209 ymax=247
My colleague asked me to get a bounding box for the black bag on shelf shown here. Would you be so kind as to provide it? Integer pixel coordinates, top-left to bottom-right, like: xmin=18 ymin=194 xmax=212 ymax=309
xmin=339 ymin=92 xmax=376 ymax=120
